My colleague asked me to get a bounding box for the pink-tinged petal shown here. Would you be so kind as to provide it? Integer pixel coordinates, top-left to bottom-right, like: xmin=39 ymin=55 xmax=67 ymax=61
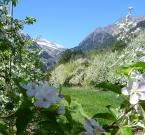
xmin=132 ymin=81 xmax=139 ymax=89
xmin=139 ymin=83 xmax=145 ymax=92
xmin=139 ymin=93 xmax=145 ymax=100
xmin=130 ymin=94 xmax=139 ymax=105
xmin=121 ymin=87 xmax=130 ymax=95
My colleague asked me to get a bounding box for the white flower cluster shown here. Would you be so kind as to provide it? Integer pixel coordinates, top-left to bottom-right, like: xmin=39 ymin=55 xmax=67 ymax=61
xmin=21 ymin=82 xmax=61 ymax=108
xmin=81 ymin=118 xmax=104 ymax=135
xmin=122 ymin=71 xmax=145 ymax=104
xmin=117 ymin=7 xmax=140 ymax=44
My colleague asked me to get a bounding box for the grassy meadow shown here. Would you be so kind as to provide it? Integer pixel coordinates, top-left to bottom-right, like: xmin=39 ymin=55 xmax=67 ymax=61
xmin=61 ymin=87 xmax=124 ymax=124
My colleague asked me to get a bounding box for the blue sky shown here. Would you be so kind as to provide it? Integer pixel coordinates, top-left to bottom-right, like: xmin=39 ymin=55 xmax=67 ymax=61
xmin=14 ymin=0 xmax=145 ymax=48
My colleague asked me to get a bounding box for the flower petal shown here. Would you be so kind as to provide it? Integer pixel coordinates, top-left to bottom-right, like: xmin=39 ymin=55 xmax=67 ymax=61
xmin=84 ymin=121 xmax=93 ymax=134
xmin=34 ymin=100 xmax=51 ymax=108
xmin=132 ymin=81 xmax=139 ymax=89
xmin=130 ymin=94 xmax=139 ymax=105
xmin=26 ymin=89 xmax=35 ymax=97
xmin=34 ymin=100 xmax=44 ymax=107
xmin=139 ymin=93 xmax=145 ymax=100
xmin=121 ymin=87 xmax=130 ymax=95
xmin=139 ymin=83 xmax=145 ymax=92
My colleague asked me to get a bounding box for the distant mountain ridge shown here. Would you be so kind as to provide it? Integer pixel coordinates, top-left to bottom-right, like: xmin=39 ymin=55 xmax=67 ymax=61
xmin=75 ymin=16 xmax=145 ymax=51
xmin=21 ymin=33 xmax=65 ymax=71
xmin=22 ymin=15 xmax=145 ymax=70
xmin=36 ymin=39 xmax=64 ymax=58
xmin=35 ymin=39 xmax=65 ymax=70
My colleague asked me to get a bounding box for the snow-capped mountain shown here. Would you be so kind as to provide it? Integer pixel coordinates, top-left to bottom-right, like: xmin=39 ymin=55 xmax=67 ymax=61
xmin=35 ymin=39 xmax=65 ymax=71
xmin=36 ymin=39 xmax=65 ymax=57
xmin=21 ymin=33 xmax=65 ymax=71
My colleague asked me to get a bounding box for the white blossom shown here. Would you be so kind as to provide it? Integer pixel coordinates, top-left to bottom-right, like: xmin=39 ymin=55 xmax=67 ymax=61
xmin=122 ymin=78 xmax=145 ymax=104
xmin=20 ymin=82 xmax=36 ymax=96
xmin=21 ymin=82 xmax=61 ymax=108
xmin=130 ymin=71 xmax=145 ymax=81
xmin=116 ymin=7 xmax=141 ymax=44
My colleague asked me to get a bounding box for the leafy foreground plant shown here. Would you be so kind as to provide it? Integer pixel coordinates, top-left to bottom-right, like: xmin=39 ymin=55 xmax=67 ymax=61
xmin=15 ymin=70 xmax=145 ymax=135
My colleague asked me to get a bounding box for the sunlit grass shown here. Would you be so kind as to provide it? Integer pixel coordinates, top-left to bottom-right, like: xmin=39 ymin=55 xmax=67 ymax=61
xmin=61 ymin=87 xmax=124 ymax=124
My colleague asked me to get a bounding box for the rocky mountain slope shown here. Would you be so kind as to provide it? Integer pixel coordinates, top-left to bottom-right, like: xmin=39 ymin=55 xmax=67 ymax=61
xmin=75 ymin=16 xmax=145 ymax=51
xmin=21 ymin=33 xmax=65 ymax=71
xmin=36 ymin=39 xmax=65 ymax=70
xmin=35 ymin=39 xmax=65 ymax=71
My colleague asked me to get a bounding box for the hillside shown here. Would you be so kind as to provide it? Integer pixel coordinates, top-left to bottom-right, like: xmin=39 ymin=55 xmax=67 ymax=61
xmin=74 ymin=16 xmax=145 ymax=51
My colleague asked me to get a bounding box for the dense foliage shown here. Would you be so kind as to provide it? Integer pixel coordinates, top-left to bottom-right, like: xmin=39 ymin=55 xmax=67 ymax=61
xmin=112 ymin=40 xmax=126 ymax=52
xmin=49 ymin=31 xmax=145 ymax=87
xmin=1 ymin=1 xmax=145 ymax=135
xmin=58 ymin=49 xmax=84 ymax=64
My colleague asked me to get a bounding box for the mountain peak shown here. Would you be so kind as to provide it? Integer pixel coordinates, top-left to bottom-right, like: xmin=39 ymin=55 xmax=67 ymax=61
xmin=36 ymin=38 xmax=65 ymax=49
xmin=75 ymin=15 xmax=145 ymax=51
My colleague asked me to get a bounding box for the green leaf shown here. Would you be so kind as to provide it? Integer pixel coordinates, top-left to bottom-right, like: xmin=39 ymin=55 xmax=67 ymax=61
xmin=65 ymin=108 xmax=73 ymax=123
xmin=122 ymin=127 xmax=132 ymax=135
xmin=116 ymin=62 xmax=145 ymax=76
xmin=106 ymin=105 xmax=119 ymax=120
xmin=15 ymin=100 xmax=33 ymax=134
xmin=11 ymin=0 xmax=17 ymax=6
xmin=0 ymin=123 xmax=9 ymax=135
xmin=139 ymin=104 xmax=145 ymax=119
xmin=48 ymin=104 xmax=58 ymax=111
xmin=110 ymin=127 xmax=119 ymax=135
xmin=64 ymin=95 xmax=71 ymax=105
xmin=24 ymin=17 xmax=36 ymax=24
xmin=16 ymin=107 xmax=33 ymax=134
xmin=5 ymin=102 xmax=14 ymax=110
xmin=117 ymin=127 xmax=132 ymax=135
xmin=96 ymin=82 xmax=122 ymax=94
xmin=116 ymin=66 xmax=133 ymax=76
xmin=140 ymin=102 xmax=145 ymax=111
xmin=132 ymin=62 xmax=145 ymax=70
xmin=13 ymin=77 xmax=27 ymax=96
xmin=93 ymin=113 xmax=116 ymax=121
xmin=120 ymin=100 xmax=129 ymax=109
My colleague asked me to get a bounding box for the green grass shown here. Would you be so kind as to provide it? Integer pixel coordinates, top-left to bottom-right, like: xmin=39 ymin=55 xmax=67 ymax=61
xmin=61 ymin=87 xmax=123 ymax=124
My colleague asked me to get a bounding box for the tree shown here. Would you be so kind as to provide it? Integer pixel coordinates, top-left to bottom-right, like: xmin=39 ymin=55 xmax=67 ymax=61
xmin=112 ymin=40 xmax=127 ymax=52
